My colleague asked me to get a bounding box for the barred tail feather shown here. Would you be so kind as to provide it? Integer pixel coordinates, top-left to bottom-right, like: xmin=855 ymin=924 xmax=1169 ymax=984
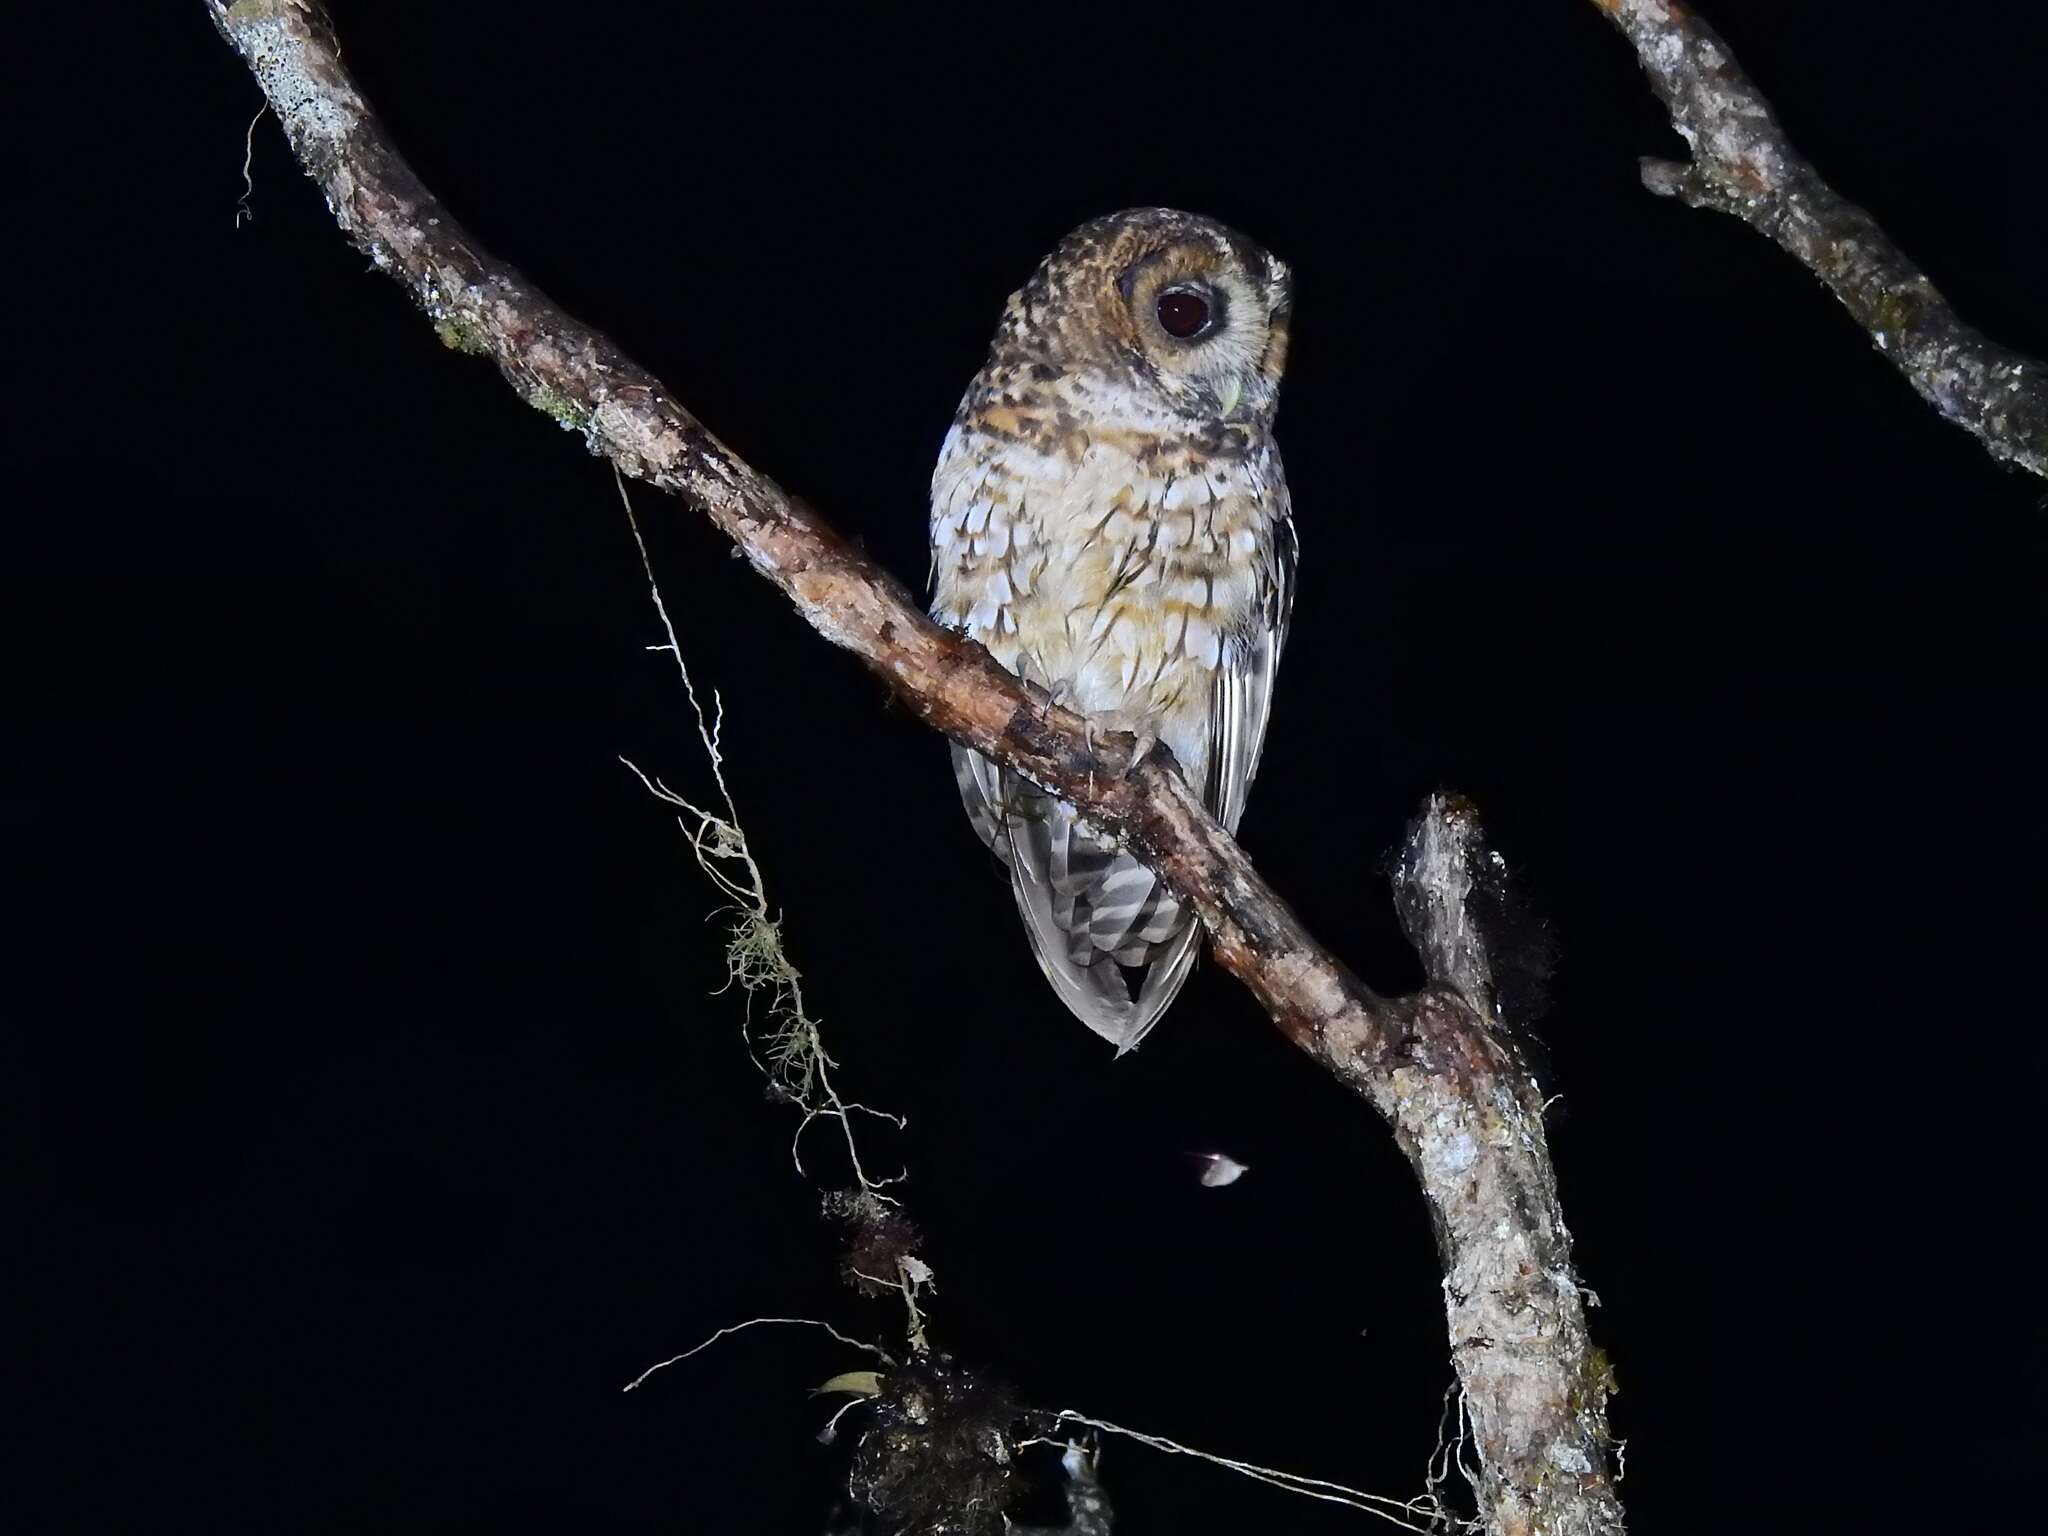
xmin=952 ymin=745 xmax=1198 ymax=1053
xmin=1123 ymin=921 xmax=1202 ymax=1051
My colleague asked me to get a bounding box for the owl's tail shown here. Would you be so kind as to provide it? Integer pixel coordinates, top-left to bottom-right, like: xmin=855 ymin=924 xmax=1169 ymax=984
xmin=952 ymin=746 xmax=1200 ymax=1054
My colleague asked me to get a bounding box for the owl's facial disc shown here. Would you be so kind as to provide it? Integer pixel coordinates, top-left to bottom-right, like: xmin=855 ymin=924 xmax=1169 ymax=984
xmin=1121 ymin=243 xmax=1280 ymax=422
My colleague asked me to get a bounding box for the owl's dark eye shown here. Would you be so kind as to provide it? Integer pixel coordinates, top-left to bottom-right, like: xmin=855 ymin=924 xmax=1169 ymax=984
xmin=1155 ymin=287 xmax=1213 ymax=340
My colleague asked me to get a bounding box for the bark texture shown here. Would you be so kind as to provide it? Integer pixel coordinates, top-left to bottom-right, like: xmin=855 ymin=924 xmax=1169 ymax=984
xmin=207 ymin=3 xmax=1622 ymax=1530
xmin=1591 ymin=0 xmax=2048 ymax=480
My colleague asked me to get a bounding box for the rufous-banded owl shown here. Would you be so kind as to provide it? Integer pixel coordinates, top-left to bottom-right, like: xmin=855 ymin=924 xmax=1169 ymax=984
xmin=930 ymin=208 xmax=1296 ymax=1052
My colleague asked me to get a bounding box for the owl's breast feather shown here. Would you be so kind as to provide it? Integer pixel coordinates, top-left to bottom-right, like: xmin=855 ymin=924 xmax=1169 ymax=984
xmin=932 ymin=423 xmax=1286 ymax=779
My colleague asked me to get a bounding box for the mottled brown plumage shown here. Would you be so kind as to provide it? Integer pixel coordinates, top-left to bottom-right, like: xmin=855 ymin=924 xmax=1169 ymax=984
xmin=930 ymin=209 xmax=1297 ymax=1051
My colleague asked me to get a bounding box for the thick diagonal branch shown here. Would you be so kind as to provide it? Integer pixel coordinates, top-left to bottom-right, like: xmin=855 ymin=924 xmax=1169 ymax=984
xmin=206 ymin=4 xmax=1622 ymax=1530
xmin=1591 ymin=0 xmax=2048 ymax=480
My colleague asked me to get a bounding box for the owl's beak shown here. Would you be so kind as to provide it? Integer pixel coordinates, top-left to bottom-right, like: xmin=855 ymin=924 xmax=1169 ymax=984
xmin=1216 ymin=375 xmax=1243 ymax=416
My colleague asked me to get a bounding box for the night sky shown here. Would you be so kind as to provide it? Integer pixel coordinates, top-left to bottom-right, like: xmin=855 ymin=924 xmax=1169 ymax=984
xmin=11 ymin=3 xmax=2044 ymax=1531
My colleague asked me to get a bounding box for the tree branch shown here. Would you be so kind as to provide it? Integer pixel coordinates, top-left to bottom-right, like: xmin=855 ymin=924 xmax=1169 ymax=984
xmin=1590 ymin=0 xmax=2048 ymax=481
xmin=206 ymin=3 xmax=1621 ymax=1530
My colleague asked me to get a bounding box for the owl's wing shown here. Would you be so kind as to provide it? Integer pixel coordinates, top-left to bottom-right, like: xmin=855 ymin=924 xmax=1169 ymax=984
xmin=1097 ymin=502 xmax=1296 ymax=1052
xmin=949 ymin=742 xmax=1012 ymax=865
xmin=1207 ymin=502 xmax=1297 ymax=835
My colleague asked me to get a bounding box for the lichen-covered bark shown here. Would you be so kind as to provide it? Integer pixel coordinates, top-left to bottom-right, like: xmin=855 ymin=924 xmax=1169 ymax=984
xmin=205 ymin=4 xmax=1622 ymax=1530
xmin=1377 ymin=800 xmax=1619 ymax=1536
xmin=1591 ymin=0 xmax=2048 ymax=481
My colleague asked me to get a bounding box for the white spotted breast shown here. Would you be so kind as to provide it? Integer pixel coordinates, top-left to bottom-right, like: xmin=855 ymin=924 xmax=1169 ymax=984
xmin=929 ymin=416 xmax=1289 ymax=787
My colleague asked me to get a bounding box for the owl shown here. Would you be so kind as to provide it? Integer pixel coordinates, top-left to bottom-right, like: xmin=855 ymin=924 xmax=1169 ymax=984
xmin=929 ymin=208 xmax=1297 ymax=1053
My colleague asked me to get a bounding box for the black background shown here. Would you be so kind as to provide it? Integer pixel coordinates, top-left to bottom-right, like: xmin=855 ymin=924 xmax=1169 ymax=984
xmin=10 ymin=2 xmax=2044 ymax=1531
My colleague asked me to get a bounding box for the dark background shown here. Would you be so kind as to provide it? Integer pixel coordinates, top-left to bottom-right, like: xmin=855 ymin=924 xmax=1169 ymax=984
xmin=9 ymin=2 xmax=2043 ymax=1530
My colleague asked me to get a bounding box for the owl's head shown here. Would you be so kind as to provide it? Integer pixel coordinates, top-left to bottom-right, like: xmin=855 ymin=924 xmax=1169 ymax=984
xmin=1003 ymin=207 xmax=1292 ymax=428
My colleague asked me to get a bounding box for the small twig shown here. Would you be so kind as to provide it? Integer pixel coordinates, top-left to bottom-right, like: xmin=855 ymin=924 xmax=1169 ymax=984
xmin=615 ymin=471 xmax=904 ymax=1212
xmin=234 ymin=102 xmax=266 ymax=227
xmin=1590 ymin=0 xmax=2048 ymax=480
xmin=623 ymin=1316 xmax=895 ymax=1394
xmin=616 ymin=476 xmax=939 ymax=1383
xmin=815 ymin=1394 xmax=870 ymax=1446
xmin=1034 ymin=1410 xmax=1476 ymax=1534
xmin=1421 ymin=1382 xmax=1476 ymax=1530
